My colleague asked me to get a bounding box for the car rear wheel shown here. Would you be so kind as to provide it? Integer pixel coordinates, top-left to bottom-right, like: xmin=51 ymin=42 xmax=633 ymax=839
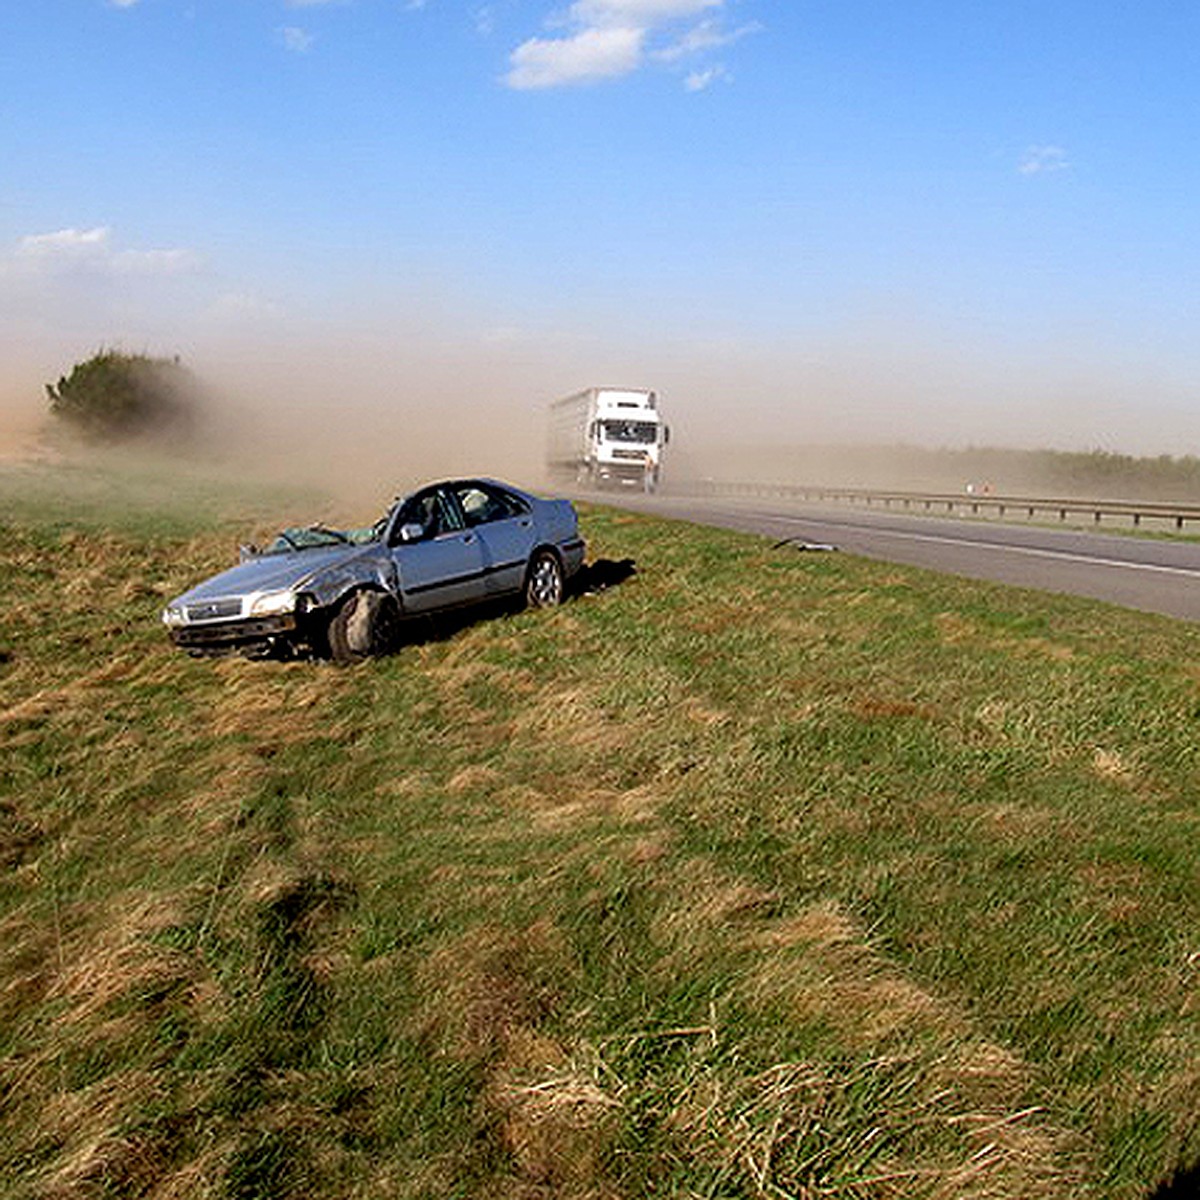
xmin=327 ymin=591 xmax=400 ymax=664
xmin=524 ymin=550 xmax=564 ymax=608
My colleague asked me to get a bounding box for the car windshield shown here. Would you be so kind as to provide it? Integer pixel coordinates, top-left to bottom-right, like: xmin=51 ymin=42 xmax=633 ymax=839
xmin=263 ymin=524 xmax=377 ymax=555
xmin=602 ymin=420 xmax=657 ymax=444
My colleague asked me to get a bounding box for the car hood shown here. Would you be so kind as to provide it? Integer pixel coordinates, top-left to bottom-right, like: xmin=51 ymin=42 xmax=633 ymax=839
xmin=169 ymin=543 xmax=374 ymax=606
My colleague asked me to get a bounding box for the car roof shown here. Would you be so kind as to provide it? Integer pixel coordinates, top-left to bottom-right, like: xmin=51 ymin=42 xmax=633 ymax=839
xmin=402 ymin=478 xmax=537 ymax=502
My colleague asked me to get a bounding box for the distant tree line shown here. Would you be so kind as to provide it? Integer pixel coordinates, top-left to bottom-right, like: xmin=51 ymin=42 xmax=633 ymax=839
xmin=1028 ymin=448 xmax=1200 ymax=499
xmin=933 ymin=446 xmax=1200 ymax=501
xmin=46 ymin=350 xmax=199 ymax=442
xmin=712 ymin=442 xmax=1200 ymax=502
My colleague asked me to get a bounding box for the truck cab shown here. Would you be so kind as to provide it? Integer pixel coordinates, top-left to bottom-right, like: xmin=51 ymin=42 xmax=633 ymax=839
xmin=548 ymin=386 xmax=671 ymax=493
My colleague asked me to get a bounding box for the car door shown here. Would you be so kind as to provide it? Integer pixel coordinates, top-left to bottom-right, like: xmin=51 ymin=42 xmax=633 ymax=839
xmin=453 ymin=482 xmax=536 ymax=597
xmin=388 ymin=486 xmax=486 ymax=613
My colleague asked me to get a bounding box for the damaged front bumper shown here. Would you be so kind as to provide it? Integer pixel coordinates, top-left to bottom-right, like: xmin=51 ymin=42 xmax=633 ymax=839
xmin=167 ymin=614 xmax=299 ymax=657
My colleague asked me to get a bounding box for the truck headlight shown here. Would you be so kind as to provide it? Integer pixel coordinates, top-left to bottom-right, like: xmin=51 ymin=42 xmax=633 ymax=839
xmin=247 ymin=589 xmax=298 ymax=617
xmin=162 ymin=605 xmax=186 ymax=627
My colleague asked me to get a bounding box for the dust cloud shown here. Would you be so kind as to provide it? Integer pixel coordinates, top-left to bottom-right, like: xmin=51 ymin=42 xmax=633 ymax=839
xmin=0 ymin=353 xmax=59 ymax=463
xmin=4 ymin=308 xmax=1199 ymax=510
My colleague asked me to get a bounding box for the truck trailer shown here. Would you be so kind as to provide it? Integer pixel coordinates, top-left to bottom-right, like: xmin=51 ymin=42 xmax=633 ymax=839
xmin=547 ymin=387 xmax=669 ymax=492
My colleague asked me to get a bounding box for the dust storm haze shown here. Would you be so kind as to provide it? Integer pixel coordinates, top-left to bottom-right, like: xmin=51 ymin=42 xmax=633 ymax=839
xmin=191 ymin=314 xmax=1200 ymax=504
xmin=5 ymin=306 xmax=1200 ymax=510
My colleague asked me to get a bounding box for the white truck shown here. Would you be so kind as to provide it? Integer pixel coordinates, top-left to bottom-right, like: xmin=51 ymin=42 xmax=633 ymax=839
xmin=547 ymin=386 xmax=670 ymax=492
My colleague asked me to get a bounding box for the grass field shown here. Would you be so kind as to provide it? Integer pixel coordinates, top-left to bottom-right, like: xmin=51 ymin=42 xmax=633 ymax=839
xmin=1 ymin=461 xmax=1197 ymax=1199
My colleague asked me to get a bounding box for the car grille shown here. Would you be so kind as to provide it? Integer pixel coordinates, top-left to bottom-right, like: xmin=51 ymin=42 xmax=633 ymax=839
xmin=611 ymin=449 xmax=647 ymax=460
xmin=184 ymin=598 xmax=243 ymax=622
xmin=173 ymin=615 xmax=293 ymax=645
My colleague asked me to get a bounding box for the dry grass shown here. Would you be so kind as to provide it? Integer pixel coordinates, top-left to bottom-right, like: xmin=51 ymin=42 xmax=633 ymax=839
xmin=2 ymin=469 xmax=1198 ymax=1198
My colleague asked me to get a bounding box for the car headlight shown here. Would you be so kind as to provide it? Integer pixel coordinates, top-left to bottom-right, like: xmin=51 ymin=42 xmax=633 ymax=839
xmin=247 ymin=589 xmax=298 ymax=618
xmin=162 ymin=605 xmax=186 ymax=627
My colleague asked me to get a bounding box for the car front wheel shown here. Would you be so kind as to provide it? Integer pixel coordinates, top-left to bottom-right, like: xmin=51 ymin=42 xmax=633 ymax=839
xmin=524 ymin=550 xmax=564 ymax=608
xmin=327 ymin=591 xmax=400 ymax=664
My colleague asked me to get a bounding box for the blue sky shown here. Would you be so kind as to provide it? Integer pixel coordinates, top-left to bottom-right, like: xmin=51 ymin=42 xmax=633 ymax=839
xmin=3 ymin=1 xmax=1200 ymax=460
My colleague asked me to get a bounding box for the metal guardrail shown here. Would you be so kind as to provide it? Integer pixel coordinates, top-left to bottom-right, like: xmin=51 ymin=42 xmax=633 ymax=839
xmin=683 ymin=480 xmax=1200 ymax=531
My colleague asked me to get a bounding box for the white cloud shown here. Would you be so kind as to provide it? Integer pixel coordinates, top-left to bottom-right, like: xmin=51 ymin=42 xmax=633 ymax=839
xmin=684 ymin=64 xmax=729 ymax=91
xmin=11 ymin=227 xmax=200 ymax=277
xmin=18 ymin=227 xmax=111 ymax=261
xmin=569 ymin=0 xmax=719 ymax=25
xmin=1018 ymin=145 xmax=1070 ymax=175
xmin=505 ymin=0 xmax=755 ymax=89
xmin=280 ymin=25 xmax=315 ymax=52
xmin=506 ymin=26 xmax=644 ymax=88
xmin=656 ymin=17 xmax=759 ymax=61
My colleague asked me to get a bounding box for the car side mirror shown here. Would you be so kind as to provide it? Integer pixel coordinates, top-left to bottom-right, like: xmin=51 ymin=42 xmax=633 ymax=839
xmin=239 ymin=543 xmax=260 ymax=562
xmin=397 ymin=522 xmax=425 ymax=544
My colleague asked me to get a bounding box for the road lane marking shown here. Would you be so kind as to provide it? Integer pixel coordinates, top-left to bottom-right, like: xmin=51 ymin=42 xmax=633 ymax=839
xmin=757 ymin=513 xmax=1200 ymax=579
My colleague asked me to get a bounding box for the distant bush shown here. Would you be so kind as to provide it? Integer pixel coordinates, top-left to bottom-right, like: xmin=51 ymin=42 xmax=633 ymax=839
xmin=46 ymin=351 xmax=199 ymax=442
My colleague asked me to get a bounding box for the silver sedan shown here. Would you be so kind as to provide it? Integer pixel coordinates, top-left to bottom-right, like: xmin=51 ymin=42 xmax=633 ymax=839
xmin=162 ymin=479 xmax=586 ymax=662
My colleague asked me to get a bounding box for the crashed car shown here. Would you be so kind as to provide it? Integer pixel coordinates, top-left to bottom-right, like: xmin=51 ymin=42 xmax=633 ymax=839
xmin=162 ymin=478 xmax=585 ymax=663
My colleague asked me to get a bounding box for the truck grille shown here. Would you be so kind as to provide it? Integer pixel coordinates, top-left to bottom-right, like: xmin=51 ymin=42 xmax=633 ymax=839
xmin=612 ymin=449 xmax=647 ymax=460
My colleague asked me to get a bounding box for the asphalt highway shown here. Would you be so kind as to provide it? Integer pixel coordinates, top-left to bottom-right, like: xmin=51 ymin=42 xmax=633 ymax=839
xmin=590 ymin=491 xmax=1200 ymax=622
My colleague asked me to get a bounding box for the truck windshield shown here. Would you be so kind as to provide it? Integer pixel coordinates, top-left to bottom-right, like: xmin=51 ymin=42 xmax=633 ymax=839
xmin=602 ymin=420 xmax=657 ymax=444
